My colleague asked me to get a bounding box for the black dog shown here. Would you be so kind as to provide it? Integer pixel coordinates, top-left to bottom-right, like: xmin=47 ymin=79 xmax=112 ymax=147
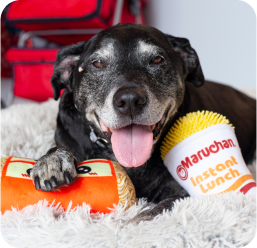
xmin=31 ymin=23 xmax=256 ymax=221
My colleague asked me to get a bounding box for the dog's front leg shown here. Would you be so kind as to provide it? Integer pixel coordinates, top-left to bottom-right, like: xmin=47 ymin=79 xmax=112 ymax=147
xmin=30 ymin=146 xmax=77 ymax=192
xmin=126 ymin=163 xmax=189 ymax=224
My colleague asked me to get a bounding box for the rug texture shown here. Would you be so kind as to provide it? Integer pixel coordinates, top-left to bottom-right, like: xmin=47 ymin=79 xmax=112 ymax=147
xmin=1 ymin=99 xmax=256 ymax=248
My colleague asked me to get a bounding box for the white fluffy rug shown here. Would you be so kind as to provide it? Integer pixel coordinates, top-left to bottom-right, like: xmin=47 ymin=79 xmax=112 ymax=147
xmin=1 ymin=99 xmax=256 ymax=248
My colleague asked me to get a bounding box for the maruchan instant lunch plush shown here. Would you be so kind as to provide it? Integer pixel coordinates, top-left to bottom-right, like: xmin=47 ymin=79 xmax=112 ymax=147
xmin=161 ymin=111 xmax=256 ymax=196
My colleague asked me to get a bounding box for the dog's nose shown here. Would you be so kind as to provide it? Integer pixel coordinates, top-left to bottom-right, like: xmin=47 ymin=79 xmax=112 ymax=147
xmin=113 ymin=87 xmax=147 ymax=116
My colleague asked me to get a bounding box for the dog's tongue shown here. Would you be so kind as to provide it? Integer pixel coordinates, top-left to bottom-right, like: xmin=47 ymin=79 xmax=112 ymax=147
xmin=111 ymin=125 xmax=153 ymax=167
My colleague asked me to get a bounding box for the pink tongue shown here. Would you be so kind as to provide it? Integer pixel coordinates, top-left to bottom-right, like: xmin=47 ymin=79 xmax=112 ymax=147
xmin=111 ymin=125 xmax=153 ymax=167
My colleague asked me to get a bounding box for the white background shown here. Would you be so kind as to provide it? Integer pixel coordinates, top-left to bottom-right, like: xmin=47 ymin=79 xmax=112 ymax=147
xmin=144 ymin=0 xmax=256 ymax=89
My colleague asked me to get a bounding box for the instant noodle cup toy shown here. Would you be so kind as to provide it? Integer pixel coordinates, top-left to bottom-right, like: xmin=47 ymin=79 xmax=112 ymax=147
xmin=160 ymin=111 xmax=256 ymax=196
xmin=1 ymin=157 xmax=136 ymax=214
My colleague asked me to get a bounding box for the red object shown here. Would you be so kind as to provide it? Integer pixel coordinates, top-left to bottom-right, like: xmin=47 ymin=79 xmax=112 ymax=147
xmin=1 ymin=9 xmax=19 ymax=78
xmin=5 ymin=0 xmax=147 ymax=101
xmin=240 ymin=182 xmax=257 ymax=194
xmin=6 ymin=0 xmax=146 ymax=46
xmin=6 ymin=48 xmax=59 ymax=102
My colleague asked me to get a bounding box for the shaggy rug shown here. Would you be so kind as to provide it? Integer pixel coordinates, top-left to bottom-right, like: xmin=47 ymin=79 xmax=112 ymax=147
xmin=1 ymin=99 xmax=256 ymax=248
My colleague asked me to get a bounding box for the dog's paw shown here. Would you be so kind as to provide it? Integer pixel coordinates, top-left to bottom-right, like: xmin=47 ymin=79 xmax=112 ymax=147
xmin=30 ymin=146 xmax=77 ymax=192
xmin=127 ymin=209 xmax=155 ymax=225
xmin=127 ymin=198 xmax=177 ymax=225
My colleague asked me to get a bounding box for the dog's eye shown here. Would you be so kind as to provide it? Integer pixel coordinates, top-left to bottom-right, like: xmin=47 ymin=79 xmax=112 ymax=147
xmin=93 ymin=60 xmax=104 ymax=68
xmin=150 ymin=56 xmax=163 ymax=64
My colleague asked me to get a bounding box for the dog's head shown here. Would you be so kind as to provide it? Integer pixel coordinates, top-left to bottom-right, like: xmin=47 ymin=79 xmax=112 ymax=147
xmin=51 ymin=23 xmax=204 ymax=167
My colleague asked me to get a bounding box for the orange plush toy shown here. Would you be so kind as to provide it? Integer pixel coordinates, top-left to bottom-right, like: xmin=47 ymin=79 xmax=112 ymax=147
xmin=1 ymin=156 xmax=136 ymax=214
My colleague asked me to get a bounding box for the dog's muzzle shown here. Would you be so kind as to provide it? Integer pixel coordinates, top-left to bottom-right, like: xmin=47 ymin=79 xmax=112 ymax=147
xmin=94 ymin=87 xmax=170 ymax=168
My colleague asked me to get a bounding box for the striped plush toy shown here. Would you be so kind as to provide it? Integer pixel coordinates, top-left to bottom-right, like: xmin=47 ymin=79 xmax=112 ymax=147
xmin=161 ymin=111 xmax=256 ymax=196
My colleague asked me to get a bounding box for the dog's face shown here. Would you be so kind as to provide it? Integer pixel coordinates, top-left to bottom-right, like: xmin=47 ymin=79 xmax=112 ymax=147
xmin=51 ymin=23 xmax=204 ymax=168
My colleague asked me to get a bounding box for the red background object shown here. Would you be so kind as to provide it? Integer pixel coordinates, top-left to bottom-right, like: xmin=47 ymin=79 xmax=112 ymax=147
xmin=6 ymin=0 xmax=146 ymax=45
xmin=1 ymin=10 xmax=19 ymax=78
xmin=6 ymin=49 xmax=58 ymax=102
xmin=3 ymin=0 xmax=147 ymax=101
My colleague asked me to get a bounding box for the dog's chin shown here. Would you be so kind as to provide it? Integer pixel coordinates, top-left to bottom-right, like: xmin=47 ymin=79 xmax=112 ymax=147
xmin=96 ymin=112 xmax=168 ymax=168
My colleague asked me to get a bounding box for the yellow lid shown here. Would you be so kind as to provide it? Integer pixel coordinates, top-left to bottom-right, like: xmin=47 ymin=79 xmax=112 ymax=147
xmin=160 ymin=111 xmax=233 ymax=159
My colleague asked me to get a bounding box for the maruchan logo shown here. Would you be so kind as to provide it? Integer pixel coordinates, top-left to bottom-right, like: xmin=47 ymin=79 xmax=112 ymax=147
xmin=177 ymin=139 xmax=236 ymax=172
xmin=176 ymin=165 xmax=188 ymax=180
xmin=175 ymin=139 xmax=236 ymax=181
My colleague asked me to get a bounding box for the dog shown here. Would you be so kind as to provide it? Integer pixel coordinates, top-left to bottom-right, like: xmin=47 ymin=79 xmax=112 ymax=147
xmin=31 ymin=23 xmax=256 ymax=222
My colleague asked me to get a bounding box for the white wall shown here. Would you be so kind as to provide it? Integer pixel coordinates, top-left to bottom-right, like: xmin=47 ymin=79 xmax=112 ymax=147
xmin=143 ymin=0 xmax=256 ymax=89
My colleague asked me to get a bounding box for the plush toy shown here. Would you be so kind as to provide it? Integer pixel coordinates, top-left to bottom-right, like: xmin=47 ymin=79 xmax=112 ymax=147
xmin=1 ymin=157 xmax=136 ymax=214
xmin=161 ymin=111 xmax=256 ymax=196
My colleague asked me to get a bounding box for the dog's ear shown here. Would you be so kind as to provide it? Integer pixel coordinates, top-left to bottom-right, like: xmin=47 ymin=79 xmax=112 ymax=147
xmin=165 ymin=34 xmax=204 ymax=87
xmin=51 ymin=41 xmax=87 ymax=100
